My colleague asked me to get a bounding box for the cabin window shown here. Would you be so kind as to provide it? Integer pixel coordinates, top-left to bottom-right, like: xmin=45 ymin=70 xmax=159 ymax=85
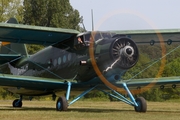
xmin=63 ymin=55 xmax=66 ymax=63
xmin=58 ymin=57 xmax=61 ymax=65
xmin=53 ymin=59 xmax=57 ymax=66
xmin=68 ymin=54 xmax=71 ymax=61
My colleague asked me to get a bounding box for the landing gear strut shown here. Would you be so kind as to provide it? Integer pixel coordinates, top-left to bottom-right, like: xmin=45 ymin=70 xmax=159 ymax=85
xmin=55 ymin=81 xmax=147 ymax=112
xmin=56 ymin=82 xmax=71 ymax=111
xmin=55 ymin=82 xmax=98 ymax=111
xmin=98 ymin=83 xmax=147 ymax=112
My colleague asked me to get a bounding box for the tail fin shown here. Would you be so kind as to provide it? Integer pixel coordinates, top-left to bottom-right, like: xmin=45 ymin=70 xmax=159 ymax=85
xmin=0 ymin=43 xmax=28 ymax=56
xmin=0 ymin=18 xmax=28 ymax=56
xmin=6 ymin=17 xmax=19 ymax=24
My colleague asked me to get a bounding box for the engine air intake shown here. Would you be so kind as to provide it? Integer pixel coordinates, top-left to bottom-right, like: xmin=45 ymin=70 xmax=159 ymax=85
xmin=110 ymin=37 xmax=139 ymax=69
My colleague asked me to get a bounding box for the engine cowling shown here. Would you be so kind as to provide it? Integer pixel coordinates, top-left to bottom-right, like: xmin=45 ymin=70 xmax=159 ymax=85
xmin=95 ymin=36 xmax=139 ymax=75
xmin=109 ymin=37 xmax=139 ymax=69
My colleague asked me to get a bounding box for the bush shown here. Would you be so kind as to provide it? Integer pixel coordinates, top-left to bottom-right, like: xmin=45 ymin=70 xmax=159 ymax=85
xmin=137 ymin=88 xmax=180 ymax=102
xmin=84 ymin=91 xmax=109 ymax=100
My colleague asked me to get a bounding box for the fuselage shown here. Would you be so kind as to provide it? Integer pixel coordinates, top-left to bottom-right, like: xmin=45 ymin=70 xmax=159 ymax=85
xmin=2 ymin=31 xmax=139 ymax=95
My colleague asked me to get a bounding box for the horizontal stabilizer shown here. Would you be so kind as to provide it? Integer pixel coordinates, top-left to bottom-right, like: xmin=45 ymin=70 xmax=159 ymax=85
xmin=0 ymin=54 xmax=21 ymax=64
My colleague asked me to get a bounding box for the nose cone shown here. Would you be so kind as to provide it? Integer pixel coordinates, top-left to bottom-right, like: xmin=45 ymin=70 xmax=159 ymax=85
xmin=126 ymin=48 xmax=132 ymax=55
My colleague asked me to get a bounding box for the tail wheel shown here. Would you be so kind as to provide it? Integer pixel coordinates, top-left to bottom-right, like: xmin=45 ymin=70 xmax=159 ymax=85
xmin=134 ymin=97 xmax=147 ymax=112
xmin=12 ymin=99 xmax=22 ymax=107
xmin=56 ymin=96 xmax=68 ymax=111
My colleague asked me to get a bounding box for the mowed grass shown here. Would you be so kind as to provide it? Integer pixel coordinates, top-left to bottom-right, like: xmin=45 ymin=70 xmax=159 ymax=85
xmin=0 ymin=100 xmax=180 ymax=120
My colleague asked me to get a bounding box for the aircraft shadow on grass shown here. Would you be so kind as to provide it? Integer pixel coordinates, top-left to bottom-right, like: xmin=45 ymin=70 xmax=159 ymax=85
xmin=0 ymin=106 xmax=180 ymax=113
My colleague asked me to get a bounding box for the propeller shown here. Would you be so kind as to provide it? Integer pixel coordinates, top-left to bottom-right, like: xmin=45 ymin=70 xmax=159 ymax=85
xmin=110 ymin=37 xmax=139 ymax=69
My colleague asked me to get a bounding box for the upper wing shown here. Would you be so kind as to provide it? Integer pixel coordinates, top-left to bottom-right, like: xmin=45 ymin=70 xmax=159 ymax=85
xmin=0 ymin=23 xmax=80 ymax=46
xmin=113 ymin=29 xmax=180 ymax=44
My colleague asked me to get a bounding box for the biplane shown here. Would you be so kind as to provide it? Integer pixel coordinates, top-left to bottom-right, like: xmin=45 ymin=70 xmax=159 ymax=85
xmin=0 ymin=18 xmax=179 ymax=112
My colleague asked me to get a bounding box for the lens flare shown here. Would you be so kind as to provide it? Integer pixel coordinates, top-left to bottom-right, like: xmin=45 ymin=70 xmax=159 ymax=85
xmin=89 ymin=9 xmax=166 ymax=94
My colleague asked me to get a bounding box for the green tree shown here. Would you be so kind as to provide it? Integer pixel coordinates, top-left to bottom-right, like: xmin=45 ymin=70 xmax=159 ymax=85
xmin=26 ymin=44 xmax=44 ymax=55
xmin=162 ymin=57 xmax=180 ymax=77
xmin=123 ymin=53 xmax=160 ymax=80
xmin=0 ymin=0 xmax=23 ymax=22
xmin=138 ymin=88 xmax=164 ymax=101
xmin=23 ymin=0 xmax=81 ymax=29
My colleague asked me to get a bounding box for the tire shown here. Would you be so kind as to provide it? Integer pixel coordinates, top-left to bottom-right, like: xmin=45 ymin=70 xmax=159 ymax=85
xmin=12 ymin=99 xmax=22 ymax=107
xmin=134 ymin=97 xmax=147 ymax=112
xmin=56 ymin=96 xmax=68 ymax=111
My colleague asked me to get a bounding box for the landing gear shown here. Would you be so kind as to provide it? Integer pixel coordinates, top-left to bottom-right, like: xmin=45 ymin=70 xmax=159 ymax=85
xmin=56 ymin=96 xmax=68 ymax=111
xmin=12 ymin=99 xmax=22 ymax=107
xmin=134 ymin=97 xmax=147 ymax=112
xmin=55 ymin=81 xmax=147 ymax=113
xmin=55 ymin=82 xmax=97 ymax=111
xmin=98 ymin=83 xmax=147 ymax=113
xmin=12 ymin=95 xmax=23 ymax=107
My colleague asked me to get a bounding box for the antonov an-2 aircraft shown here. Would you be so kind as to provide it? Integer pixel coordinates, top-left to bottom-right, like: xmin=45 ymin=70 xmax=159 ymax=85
xmin=0 ymin=18 xmax=180 ymax=112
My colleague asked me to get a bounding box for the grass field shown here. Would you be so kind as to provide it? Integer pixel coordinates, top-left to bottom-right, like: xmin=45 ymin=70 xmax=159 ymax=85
xmin=0 ymin=100 xmax=180 ymax=120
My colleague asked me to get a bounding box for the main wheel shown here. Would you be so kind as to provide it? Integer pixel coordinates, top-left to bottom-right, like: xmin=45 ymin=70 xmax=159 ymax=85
xmin=134 ymin=97 xmax=147 ymax=112
xmin=12 ymin=99 xmax=22 ymax=107
xmin=56 ymin=96 xmax=68 ymax=111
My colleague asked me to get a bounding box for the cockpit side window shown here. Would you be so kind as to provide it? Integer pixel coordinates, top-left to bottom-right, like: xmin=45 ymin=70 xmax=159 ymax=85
xmin=84 ymin=32 xmax=102 ymax=42
xmin=101 ymin=32 xmax=112 ymax=39
xmin=78 ymin=36 xmax=83 ymax=44
xmin=94 ymin=32 xmax=102 ymax=40
xmin=74 ymin=36 xmax=86 ymax=50
xmin=74 ymin=36 xmax=84 ymax=45
xmin=84 ymin=34 xmax=91 ymax=42
xmin=84 ymin=34 xmax=91 ymax=46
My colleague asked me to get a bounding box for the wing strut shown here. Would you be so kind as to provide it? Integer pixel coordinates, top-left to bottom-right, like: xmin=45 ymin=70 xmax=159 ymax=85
xmin=55 ymin=81 xmax=147 ymax=112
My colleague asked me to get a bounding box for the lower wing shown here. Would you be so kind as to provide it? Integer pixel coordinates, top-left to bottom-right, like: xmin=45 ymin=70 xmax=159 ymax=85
xmin=114 ymin=77 xmax=180 ymax=94
xmin=0 ymin=73 xmax=179 ymax=94
xmin=0 ymin=73 xmax=99 ymax=95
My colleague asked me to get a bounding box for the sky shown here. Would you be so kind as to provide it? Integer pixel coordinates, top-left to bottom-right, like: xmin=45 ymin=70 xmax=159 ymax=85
xmin=70 ymin=0 xmax=180 ymax=31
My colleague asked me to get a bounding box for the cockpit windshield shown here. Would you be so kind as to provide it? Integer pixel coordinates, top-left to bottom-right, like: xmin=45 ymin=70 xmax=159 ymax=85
xmin=75 ymin=31 xmax=116 ymax=48
xmin=84 ymin=31 xmax=115 ymax=42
